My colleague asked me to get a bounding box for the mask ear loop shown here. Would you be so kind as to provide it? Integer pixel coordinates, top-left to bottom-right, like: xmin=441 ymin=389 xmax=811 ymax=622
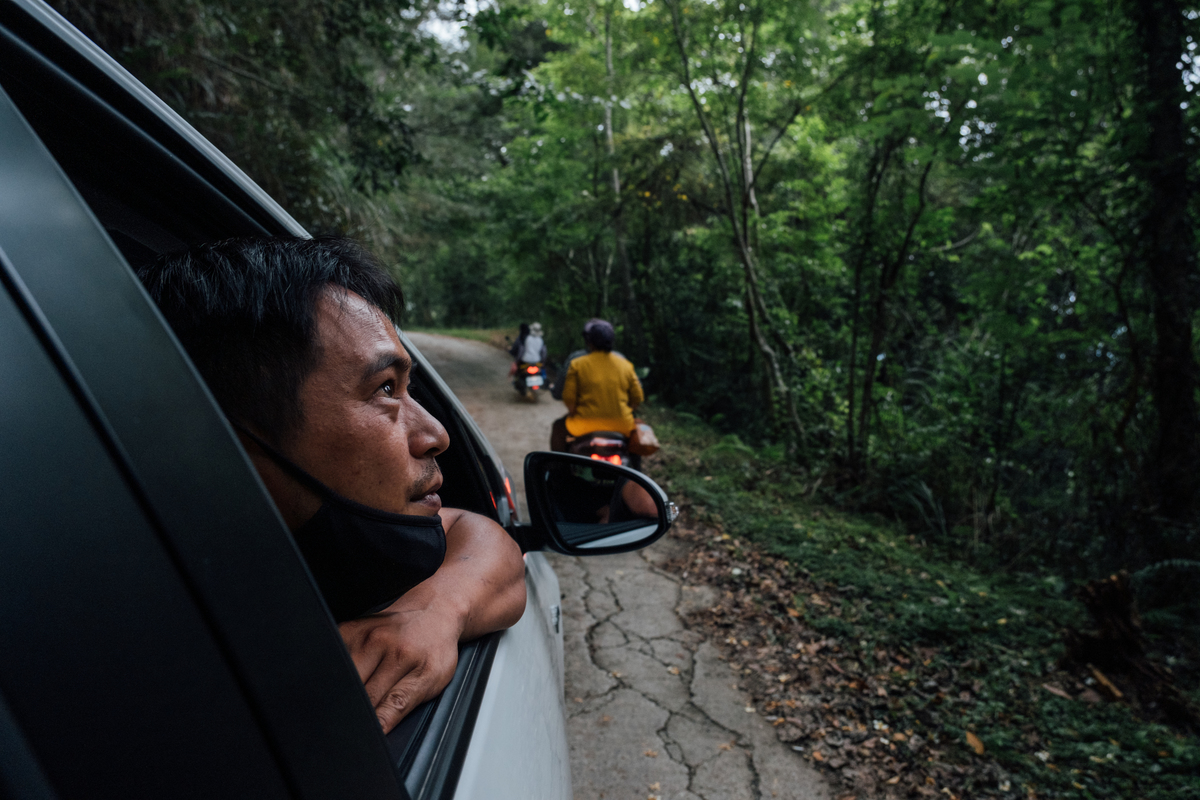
xmin=230 ymin=420 xmax=443 ymax=525
xmin=229 ymin=420 xmax=339 ymax=499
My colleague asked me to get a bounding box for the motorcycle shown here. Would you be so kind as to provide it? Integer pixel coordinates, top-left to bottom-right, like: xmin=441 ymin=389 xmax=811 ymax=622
xmin=513 ymin=361 xmax=546 ymax=400
xmin=567 ymin=430 xmax=640 ymax=470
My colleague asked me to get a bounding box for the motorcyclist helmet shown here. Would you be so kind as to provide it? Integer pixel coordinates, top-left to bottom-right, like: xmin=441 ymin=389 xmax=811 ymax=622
xmin=529 ymin=321 xmax=543 ymax=337
xmin=582 ymin=318 xmax=615 ymax=352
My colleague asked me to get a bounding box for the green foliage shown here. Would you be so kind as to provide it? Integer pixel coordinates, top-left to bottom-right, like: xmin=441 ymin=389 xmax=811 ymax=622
xmin=382 ymin=0 xmax=1200 ymax=607
xmin=52 ymin=0 xmax=440 ymax=227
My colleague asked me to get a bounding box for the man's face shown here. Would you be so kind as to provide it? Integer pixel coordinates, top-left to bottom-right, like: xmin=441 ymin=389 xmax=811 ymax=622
xmin=284 ymin=286 xmax=449 ymax=518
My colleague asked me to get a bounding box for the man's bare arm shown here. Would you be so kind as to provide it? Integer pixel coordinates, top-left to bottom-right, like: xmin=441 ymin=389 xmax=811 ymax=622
xmin=337 ymin=509 xmax=526 ymax=732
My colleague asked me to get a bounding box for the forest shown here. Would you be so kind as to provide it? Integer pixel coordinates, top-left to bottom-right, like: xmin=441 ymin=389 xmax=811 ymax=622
xmin=56 ymin=0 xmax=1200 ymax=583
xmin=47 ymin=0 xmax=1199 ymax=792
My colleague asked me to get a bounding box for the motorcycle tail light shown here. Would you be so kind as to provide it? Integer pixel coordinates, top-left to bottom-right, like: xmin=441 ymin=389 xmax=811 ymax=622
xmin=589 ymin=454 xmax=623 ymax=465
xmin=526 ymin=366 xmax=539 ymax=374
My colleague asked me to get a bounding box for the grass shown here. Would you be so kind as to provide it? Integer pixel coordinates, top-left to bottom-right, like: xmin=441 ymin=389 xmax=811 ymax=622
xmin=641 ymin=406 xmax=1200 ymax=800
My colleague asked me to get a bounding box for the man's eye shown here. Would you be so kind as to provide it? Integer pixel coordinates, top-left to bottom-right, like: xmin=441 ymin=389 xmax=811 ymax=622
xmin=378 ymin=380 xmax=395 ymax=397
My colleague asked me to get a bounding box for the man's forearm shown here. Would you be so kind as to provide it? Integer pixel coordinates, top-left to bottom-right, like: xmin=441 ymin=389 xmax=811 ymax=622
xmin=424 ymin=508 xmax=526 ymax=639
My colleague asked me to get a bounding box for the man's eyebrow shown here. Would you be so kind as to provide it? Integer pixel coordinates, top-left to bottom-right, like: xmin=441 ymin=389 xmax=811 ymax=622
xmin=362 ymin=352 xmax=412 ymax=382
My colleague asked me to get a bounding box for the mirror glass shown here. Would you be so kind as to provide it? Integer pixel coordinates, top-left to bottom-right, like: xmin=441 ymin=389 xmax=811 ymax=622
xmin=525 ymin=452 xmax=673 ymax=554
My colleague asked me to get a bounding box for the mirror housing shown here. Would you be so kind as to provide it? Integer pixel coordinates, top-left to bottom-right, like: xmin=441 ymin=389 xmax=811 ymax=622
xmin=518 ymin=452 xmax=678 ymax=555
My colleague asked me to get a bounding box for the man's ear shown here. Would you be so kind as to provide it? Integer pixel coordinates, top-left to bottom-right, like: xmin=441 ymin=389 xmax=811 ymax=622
xmin=236 ymin=431 xmax=322 ymax=530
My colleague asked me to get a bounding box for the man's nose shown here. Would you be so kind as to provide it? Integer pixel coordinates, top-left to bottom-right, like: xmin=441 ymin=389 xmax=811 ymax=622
xmin=410 ymin=401 xmax=449 ymax=457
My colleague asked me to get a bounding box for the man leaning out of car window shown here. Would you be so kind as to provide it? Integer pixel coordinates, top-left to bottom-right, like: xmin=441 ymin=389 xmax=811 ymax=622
xmin=137 ymin=236 xmax=526 ymax=733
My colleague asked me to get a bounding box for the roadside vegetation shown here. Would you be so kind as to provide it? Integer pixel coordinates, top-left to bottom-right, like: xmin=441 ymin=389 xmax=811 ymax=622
xmin=643 ymin=407 xmax=1199 ymax=800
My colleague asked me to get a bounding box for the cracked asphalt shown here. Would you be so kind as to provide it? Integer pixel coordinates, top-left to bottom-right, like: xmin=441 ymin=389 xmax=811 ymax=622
xmin=408 ymin=332 xmax=828 ymax=800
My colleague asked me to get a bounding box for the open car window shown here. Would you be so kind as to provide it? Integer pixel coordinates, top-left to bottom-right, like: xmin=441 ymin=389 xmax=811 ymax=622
xmin=0 ymin=2 xmax=507 ymax=797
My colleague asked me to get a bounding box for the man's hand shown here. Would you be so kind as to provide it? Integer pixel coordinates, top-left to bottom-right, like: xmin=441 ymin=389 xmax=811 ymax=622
xmin=339 ymin=509 xmax=526 ymax=733
xmin=338 ymin=591 xmax=462 ymax=733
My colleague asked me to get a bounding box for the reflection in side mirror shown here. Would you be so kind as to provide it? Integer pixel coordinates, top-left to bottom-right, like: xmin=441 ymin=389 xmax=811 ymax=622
xmin=523 ymin=452 xmax=678 ymax=555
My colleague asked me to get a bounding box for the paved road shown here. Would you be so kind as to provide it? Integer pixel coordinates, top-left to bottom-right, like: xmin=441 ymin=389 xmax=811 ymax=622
xmin=408 ymin=332 xmax=828 ymax=800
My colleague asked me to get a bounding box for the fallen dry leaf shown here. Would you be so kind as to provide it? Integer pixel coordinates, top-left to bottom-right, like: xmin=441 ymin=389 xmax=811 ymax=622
xmin=667 ymin=666 xmax=681 ymax=675
xmin=965 ymin=731 xmax=985 ymax=755
xmin=786 ymin=607 xmax=802 ymax=618
xmin=644 ymin=750 xmax=658 ymax=758
xmin=649 ymin=783 xmax=660 ymax=791
xmin=654 ymin=517 xmax=1033 ymax=800
xmin=600 ymin=715 xmax=613 ymax=724
xmin=1041 ymin=683 xmax=1072 ymax=700
xmin=1087 ymin=664 xmax=1124 ymax=699
xmin=885 ymin=775 xmax=901 ymax=785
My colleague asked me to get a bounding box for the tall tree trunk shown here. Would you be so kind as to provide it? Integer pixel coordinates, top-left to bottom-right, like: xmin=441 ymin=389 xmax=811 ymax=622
xmin=664 ymin=0 xmax=804 ymax=458
xmin=845 ymin=140 xmax=897 ymax=472
xmin=1129 ymin=0 xmax=1200 ymax=524
xmin=604 ymin=3 xmax=646 ymax=361
xmin=855 ymin=160 xmax=932 ymax=470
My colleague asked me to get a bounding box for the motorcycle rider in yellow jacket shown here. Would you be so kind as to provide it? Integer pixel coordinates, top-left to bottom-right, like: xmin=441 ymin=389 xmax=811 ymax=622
xmin=550 ymin=318 xmax=643 ymax=451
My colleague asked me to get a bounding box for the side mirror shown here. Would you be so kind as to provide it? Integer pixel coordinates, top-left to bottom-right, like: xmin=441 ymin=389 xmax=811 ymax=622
xmin=521 ymin=452 xmax=678 ymax=555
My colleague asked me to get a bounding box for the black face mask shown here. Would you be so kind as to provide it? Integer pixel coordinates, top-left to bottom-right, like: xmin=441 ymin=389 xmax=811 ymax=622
xmin=236 ymin=425 xmax=446 ymax=623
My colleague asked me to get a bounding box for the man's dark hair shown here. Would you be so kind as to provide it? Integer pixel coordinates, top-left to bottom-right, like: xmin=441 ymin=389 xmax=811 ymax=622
xmin=138 ymin=236 xmax=404 ymax=444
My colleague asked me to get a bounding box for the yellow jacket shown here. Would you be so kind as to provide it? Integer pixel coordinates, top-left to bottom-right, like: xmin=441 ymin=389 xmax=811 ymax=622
xmin=562 ymin=351 xmax=644 ymax=437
